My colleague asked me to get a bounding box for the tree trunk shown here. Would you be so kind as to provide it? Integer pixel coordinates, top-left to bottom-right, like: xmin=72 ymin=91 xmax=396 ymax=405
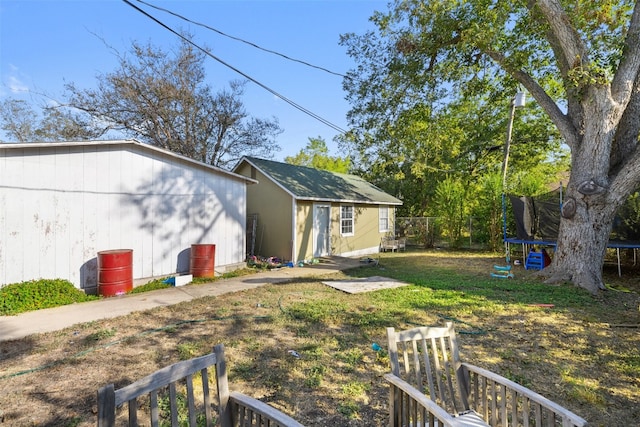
xmin=544 ymin=89 xmax=623 ymax=294
xmin=545 ymin=188 xmax=613 ymax=294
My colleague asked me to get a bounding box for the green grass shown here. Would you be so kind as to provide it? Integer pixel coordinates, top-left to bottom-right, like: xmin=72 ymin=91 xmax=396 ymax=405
xmin=2 ymin=249 xmax=639 ymax=426
xmin=85 ymin=328 xmax=117 ymax=342
xmin=176 ymin=342 xmax=201 ymax=360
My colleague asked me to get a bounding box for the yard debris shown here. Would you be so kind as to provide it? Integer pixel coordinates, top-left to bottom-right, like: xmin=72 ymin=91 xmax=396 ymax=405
xmin=247 ymin=255 xmax=287 ymax=269
xmin=605 ymin=283 xmax=633 ymax=293
xmin=287 ymin=350 xmax=301 ymax=359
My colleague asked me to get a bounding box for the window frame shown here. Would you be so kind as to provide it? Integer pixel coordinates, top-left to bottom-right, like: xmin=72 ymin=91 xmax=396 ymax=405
xmin=340 ymin=205 xmax=354 ymax=236
xmin=379 ymin=205 xmax=390 ymax=232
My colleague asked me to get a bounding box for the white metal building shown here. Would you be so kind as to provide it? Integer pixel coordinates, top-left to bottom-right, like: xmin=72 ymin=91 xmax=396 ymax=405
xmin=0 ymin=140 xmax=254 ymax=293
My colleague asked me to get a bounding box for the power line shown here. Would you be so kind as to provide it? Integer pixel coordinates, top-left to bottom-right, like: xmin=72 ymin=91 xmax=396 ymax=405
xmin=132 ymin=0 xmax=347 ymax=79
xmin=121 ymin=0 xmax=348 ymax=134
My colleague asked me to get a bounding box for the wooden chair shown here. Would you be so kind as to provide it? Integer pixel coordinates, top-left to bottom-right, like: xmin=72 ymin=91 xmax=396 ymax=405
xmin=97 ymin=343 xmax=304 ymax=427
xmin=381 ymin=236 xmax=406 ymax=252
xmin=386 ymin=323 xmax=587 ymax=427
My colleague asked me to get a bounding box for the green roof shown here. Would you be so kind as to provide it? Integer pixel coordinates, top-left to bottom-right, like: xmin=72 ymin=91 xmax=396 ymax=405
xmin=240 ymin=157 xmax=402 ymax=205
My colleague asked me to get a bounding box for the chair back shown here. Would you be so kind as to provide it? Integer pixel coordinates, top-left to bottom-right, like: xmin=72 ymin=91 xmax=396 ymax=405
xmin=97 ymin=343 xmax=232 ymax=427
xmin=387 ymin=322 xmax=470 ymax=415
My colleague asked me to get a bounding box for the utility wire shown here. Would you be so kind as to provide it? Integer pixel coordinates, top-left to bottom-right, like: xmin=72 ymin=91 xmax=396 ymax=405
xmin=133 ymin=0 xmax=348 ymax=79
xmin=122 ymin=0 xmax=347 ymax=134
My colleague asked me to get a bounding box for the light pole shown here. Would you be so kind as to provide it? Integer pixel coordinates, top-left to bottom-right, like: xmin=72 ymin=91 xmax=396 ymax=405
xmin=501 ymin=92 xmax=526 ymax=190
xmin=500 ymin=91 xmax=525 ymax=266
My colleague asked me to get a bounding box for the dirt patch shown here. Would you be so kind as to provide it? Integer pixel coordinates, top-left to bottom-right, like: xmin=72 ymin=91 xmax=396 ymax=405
xmin=0 ymin=250 xmax=638 ymax=426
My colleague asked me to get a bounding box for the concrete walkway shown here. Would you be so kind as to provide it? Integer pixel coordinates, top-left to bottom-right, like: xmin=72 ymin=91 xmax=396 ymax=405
xmin=0 ymin=256 xmax=365 ymax=342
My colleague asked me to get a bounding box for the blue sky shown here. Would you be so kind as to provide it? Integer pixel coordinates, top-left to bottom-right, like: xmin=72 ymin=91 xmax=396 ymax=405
xmin=0 ymin=0 xmax=387 ymax=161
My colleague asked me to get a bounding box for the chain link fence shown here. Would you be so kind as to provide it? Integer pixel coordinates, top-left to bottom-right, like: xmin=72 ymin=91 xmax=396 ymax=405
xmin=395 ymin=217 xmax=488 ymax=250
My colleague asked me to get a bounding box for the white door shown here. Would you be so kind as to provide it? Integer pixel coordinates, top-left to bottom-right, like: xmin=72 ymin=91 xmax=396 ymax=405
xmin=314 ymin=205 xmax=331 ymax=257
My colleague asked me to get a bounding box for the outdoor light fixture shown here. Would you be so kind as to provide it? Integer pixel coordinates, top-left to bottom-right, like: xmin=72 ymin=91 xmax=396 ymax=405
xmin=501 ymin=91 xmax=526 ymax=189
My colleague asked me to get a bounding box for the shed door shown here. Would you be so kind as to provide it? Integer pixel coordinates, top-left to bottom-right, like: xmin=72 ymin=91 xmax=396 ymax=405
xmin=314 ymin=204 xmax=331 ymax=257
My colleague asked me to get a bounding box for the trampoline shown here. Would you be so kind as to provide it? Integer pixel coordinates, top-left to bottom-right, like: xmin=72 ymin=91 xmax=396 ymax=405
xmin=505 ymin=237 xmax=639 ymax=277
xmin=504 ymin=190 xmax=640 ymax=276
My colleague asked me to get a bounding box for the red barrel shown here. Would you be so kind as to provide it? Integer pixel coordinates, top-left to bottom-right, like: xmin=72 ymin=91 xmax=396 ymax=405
xmin=98 ymin=249 xmax=133 ymax=297
xmin=190 ymin=244 xmax=215 ymax=278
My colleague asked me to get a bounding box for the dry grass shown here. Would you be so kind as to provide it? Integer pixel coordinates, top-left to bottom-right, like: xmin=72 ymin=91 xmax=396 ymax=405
xmin=0 ymin=249 xmax=638 ymax=426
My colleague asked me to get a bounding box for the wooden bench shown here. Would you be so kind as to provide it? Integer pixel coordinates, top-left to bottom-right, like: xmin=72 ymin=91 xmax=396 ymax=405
xmin=386 ymin=323 xmax=587 ymax=427
xmin=381 ymin=236 xmax=407 ymax=252
xmin=97 ymin=343 xmax=304 ymax=427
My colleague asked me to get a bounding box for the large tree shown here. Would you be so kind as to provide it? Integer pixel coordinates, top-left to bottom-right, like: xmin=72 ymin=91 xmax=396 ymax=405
xmin=0 ymin=99 xmax=102 ymax=142
xmin=284 ymin=137 xmax=351 ymax=173
xmin=341 ymin=0 xmax=640 ymax=293
xmin=65 ymin=39 xmax=282 ymax=168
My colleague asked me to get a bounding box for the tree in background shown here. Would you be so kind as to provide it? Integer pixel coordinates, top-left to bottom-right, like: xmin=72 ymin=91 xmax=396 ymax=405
xmin=433 ymin=176 xmax=467 ymax=248
xmin=284 ymin=137 xmax=351 ymax=173
xmin=341 ymin=0 xmax=640 ymax=293
xmin=64 ymin=39 xmax=281 ymax=169
xmin=0 ymin=99 xmax=102 ymax=142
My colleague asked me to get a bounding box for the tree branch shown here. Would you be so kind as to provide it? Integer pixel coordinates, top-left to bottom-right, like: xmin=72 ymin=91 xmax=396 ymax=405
xmin=485 ymin=49 xmax=578 ymax=149
xmin=611 ymin=2 xmax=640 ymax=104
xmin=534 ymin=0 xmax=587 ymax=70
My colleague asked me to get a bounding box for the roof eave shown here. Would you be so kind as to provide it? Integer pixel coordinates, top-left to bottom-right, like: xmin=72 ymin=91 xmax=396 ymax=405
xmin=1 ymin=140 xmax=258 ymax=185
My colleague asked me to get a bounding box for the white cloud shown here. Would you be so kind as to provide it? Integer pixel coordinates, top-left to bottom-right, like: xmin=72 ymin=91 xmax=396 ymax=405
xmin=5 ymin=64 xmax=29 ymax=94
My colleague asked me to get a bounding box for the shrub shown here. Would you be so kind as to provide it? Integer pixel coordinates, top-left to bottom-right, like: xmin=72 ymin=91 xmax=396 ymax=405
xmin=0 ymin=279 xmax=98 ymax=315
xmin=129 ymin=277 xmax=172 ymax=294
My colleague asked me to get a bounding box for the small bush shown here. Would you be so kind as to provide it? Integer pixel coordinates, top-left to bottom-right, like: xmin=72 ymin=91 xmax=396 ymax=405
xmin=130 ymin=277 xmax=172 ymax=294
xmin=0 ymin=279 xmax=98 ymax=315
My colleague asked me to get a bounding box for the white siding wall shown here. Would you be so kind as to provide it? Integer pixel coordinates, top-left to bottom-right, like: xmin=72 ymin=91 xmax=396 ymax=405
xmin=0 ymin=142 xmax=247 ymax=292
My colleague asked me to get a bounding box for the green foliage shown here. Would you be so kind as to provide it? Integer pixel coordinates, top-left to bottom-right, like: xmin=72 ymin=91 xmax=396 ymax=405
xmin=341 ymin=381 xmax=369 ymax=398
xmin=66 ymin=417 xmax=83 ymax=427
xmin=337 ymin=401 xmax=360 ymax=419
xmin=338 ymin=0 xmax=571 ymax=218
xmin=434 ymin=176 xmax=468 ymax=247
xmin=0 ymin=279 xmax=98 ymax=315
xmin=176 ymin=342 xmax=201 ymax=360
xmin=285 ymin=299 xmax=348 ymax=323
xmin=470 ymin=172 xmax=503 ymax=250
xmin=285 ymin=136 xmax=351 ymax=173
xmin=130 ymin=278 xmax=172 ymax=294
xmin=336 ymin=348 xmax=364 ymax=372
xmin=304 ymin=364 xmax=326 ymax=388
xmin=157 ymin=390 xmax=208 ymax=427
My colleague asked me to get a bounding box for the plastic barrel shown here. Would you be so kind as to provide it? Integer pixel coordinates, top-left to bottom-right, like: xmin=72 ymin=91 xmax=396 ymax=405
xmin=190 ymin=244 xmax=215 ymax=278
xmin=98 ymin=249 xmax=133 ymax=297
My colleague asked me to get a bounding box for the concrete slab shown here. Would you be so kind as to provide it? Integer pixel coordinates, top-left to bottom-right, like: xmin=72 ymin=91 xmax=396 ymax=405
xmin=322 ymin=276 xmax=409 ymax=294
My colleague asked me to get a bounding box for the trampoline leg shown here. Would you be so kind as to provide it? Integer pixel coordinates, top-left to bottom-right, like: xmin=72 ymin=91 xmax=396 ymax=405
xmin=617 ymin=248 xmax=621 ymax=277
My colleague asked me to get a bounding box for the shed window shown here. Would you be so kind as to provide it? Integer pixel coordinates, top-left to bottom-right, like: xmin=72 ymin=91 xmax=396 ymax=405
xmin=379 ymin=206 xmax=390 ymax=232
xmin=341 ymin=205 xmax=354 ymax=236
